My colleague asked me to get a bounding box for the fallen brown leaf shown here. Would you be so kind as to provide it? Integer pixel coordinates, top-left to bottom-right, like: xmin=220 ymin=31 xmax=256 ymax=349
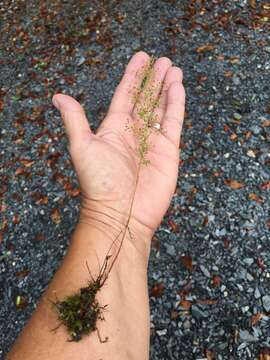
xmin=251 ymin=312 xmax=263 ymax=326
xmin=35 ymin=233 xmax=45 ymax=242
xmin=248 ymin=193 xmax=263 ymax=203
xmin=262 ymin=120 xmax=270 ymax=127
xmin=261 ymin=181 xmax=270 ymax=190
xmin=212 ymin=275 xmax=221 ymax=288
xmin=12 ymin=215 xmax=20 ymax=225
xmin=224 ymin=179 xmax=245 ymax=189
xmin=150 ymin=283 xmax=165 ymax=298
xmin=51 ymin=208 xmax=61 ymax=224
xmin=180 ymin=254 xmax=193 ymax=271
xmin=68 ymin=188 xmax=81 ymax=197
xmin=15 ymin=269 xmax=30 ymax=279
xmin=20 ymin=159 xmax=35 ymax=167
xmin=230 ymin=133 xmax=238 ymax=141
xmin=249 ymin=0 xmax=256 ymax=9
xmin=259 ymin=348 xmax=270 ymax=360
xmin=196 ymin=44 xmax=215 ymax=53
xmin=206 ymin=349 xmax=215 ymax=360
xmin=179 ymin=299 xmax=192 ymax=310
xmin=170 ymin=310 xmax=179 ymax=320
xmin=31 ymin=192 xmax=48 ymax=205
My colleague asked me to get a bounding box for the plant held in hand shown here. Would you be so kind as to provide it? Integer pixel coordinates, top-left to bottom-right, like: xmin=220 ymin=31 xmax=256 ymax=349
xmin=51 ymin=52 xmax=185 ymax=342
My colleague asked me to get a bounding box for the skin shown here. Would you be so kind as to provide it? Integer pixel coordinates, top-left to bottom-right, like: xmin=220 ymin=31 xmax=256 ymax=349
xmin=7 ymin=51 xmax=185 ymax=360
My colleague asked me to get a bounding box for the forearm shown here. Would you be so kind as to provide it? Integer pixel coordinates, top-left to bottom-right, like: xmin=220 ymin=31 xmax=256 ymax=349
xmin=7 ymin=220 xmax=152 ymax=360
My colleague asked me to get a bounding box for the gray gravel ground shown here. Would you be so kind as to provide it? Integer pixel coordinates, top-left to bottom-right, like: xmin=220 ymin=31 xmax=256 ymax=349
xmin=0 ymin=0 xmax=270 ymax=359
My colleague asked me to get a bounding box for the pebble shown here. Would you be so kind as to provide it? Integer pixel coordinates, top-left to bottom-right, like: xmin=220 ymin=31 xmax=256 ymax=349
xmin=77 ymin=56 xmax=86 ymax=66
xmin=220 ymin=285 xmax=226 ymax=292
xmin=239 ymin=329 xmax=258 ymax=343
xmin=251 ymin=125 xmax=261 ymax=135
xmin=234 ymin=113 xmax=242 ymax=120
xmin=191 ymin=305 xmax=208 ymax=320
xmin=244 ymin=258 xmax=254 ymax=266
xmin=165 ymin=244 xmax=176 ymax=257
xmin=247 ymin=150 xmax=256 ymax=158
xmin=262 ymin=295 xmax=270 ymax=312
xmin=156 ymin=329 xmax=167 ymax=336
xmin=232 ymin=75 xmax=241 ymax=85
xmin=254 ymin=287 xmax=261 ymax=299
xmin=200 ymin=265 xmax=211 ymax=278
xmin=183 ymin=320 xmax=191 ymax=330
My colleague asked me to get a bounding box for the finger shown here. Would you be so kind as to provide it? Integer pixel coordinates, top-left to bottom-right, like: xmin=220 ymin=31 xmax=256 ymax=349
xmin=133 ymin=57 xmax=172 ymax=123
xmin=153 ymin=66 xmax=183 ymax=123
xmin=107 ymin=51 xmax=150 ymax=116
xmin=162 ymin=82 xmax=185 ymax=148
xmin=52 ymin=93 xmax=92 ymax=145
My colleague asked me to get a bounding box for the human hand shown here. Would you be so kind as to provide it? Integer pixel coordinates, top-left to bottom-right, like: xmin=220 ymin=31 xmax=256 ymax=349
xmin=52 ymin=51 xmax=185 ymax=243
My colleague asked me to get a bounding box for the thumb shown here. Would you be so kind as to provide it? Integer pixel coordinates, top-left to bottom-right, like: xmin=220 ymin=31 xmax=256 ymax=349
xmin=52 ymin=93 xmax=92 ymax=145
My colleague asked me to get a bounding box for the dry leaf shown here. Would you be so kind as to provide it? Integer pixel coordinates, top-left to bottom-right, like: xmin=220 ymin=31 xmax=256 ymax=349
xmin=0 ymin=203 xmax=7 ymax=212
xmin=68 ymin=188 xmax=81 ymax=197
xmin=180 ymin=255 xmax=193 ymax=271
xmin=31 ymin=192 xmax=48 ymax=205
xmin=12 ymin=215 xmax=20 ymax=225
xmin=212 ymin=275 xmax=221 ymax=288
xmin=196 ymin=44 xmax=214 ymax=53
xmin=261 ymin=181 xmax=270 ymax=190
xmin=15 ymin=167 xmax=26 ymax=176
xmin=35 ymin=233 xmax=45 ymax=242
xmin=259 ymin=349 xmax=270 ymax=360
xmin=150 ymin=283 xmax=165 ymax=298
xmin=257 ymin=256 xmax=266 ymax=270
xmin=248 ymin=193 xmax=263 ymax=203
xmin=179 ymin=299 xmax=192 ymax=310
xmin=249 ymin=0 xmax=256 ymax=9
xmin=224 ymin=71 xmax=233 ymax=77
xmin=251 ymin=312 xmax=263 ymax=326
xmin=206 ymin=349 xmax=215 ymax=360
xmin=262 ymin=120 xmax=270 ymax=127
xmin=15 ymin=269 xmax=30 ymax=279
xmin=171 ymin=310 xmax=179 ymax=320
xmin=168 ymin=219 xmax=179 ymax=233
xmin=224 ymin=179 xmax=245 ymax=189
xmin=51 ymin=208 xmax=61 ymax=224
xmin=230 ymin=133 xmax=237 ymax=141
xmin=20 ymin=159 xmax=35 ymax=167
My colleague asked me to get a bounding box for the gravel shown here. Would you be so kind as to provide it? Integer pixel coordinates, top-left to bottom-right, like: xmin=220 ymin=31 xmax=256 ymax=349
xmin=0 ymin=1 xmax=270 ymax=359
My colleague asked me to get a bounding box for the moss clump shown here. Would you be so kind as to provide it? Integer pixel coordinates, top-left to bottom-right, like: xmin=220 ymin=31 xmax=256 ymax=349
xmin=53 ymin=281 xmax=105 ymax=342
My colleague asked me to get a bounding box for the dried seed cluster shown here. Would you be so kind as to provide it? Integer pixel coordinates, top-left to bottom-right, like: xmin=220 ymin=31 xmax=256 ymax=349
xmin=131 ymin=56 xmax=161 ymax=164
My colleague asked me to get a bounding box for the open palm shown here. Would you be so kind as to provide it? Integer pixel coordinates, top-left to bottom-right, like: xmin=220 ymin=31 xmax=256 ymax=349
xmin=52 ymin=52 xmax=185 ymax=238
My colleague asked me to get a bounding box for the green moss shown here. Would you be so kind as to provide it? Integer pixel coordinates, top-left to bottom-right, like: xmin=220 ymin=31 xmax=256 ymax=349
xmin=52 ymin=281 xmax=104 ymax=342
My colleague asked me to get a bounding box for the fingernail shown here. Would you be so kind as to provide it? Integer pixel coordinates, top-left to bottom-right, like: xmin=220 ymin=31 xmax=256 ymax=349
xmin=52 ymin=97 xmax=60 ymax=110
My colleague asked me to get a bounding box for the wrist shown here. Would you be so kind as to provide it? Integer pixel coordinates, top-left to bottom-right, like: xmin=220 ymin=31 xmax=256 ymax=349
xmin=76 ymin=205 xmax=153 ymax=271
